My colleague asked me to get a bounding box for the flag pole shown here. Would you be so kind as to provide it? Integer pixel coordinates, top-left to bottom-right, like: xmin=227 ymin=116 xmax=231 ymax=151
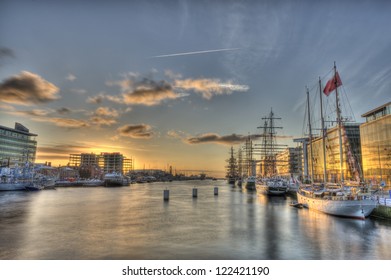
xmin=319 ymin=77 xmax=327 ymax=184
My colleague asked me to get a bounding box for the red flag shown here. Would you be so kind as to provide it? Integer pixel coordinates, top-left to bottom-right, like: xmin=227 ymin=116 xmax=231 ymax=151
xmin=323 ymin=71 xmax=342 ymax=96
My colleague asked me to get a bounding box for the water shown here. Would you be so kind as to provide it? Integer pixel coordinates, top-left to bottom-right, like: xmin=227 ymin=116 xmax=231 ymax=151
xmin=1 ymin=180 xmax=391 ymax=260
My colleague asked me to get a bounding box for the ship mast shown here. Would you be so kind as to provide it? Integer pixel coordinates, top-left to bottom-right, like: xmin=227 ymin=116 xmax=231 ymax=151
xmin=306 ymin=88 xmax=314 ymax=184
xmin=319 ymin=77 xmax=327 ymax=183
xmin=334 ymin=62 xmax=344 ymax=182
xmin=256 ymin=108 xmax=285 ymax=177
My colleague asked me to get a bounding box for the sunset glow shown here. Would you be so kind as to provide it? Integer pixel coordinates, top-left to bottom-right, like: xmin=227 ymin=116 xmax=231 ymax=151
xmin=1 ymin=0 xmax=390 ymax=178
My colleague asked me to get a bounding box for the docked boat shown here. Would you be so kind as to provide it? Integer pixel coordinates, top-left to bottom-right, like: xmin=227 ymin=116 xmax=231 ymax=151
xmin=225 ymin=146 xmax=238 ymax=185
xmin=82 ymin=179 xmax=104 ymax=186
xmin=103 ymin=172 xmax=130 ymax=187
xmin=0 ymin=166 xmax=34 ymax=191
xmin=297 ymin=64 xmax=377 ymax=219
xmin=257 ymin=177 xmax=289 ymax=195
xmin=244 ymin=176 xmax=256 ymax=190
xmin=297 ymin=184 xmax=377 ymax=219
xmin=255 ymin=109 xmax=288 ymax=195
xmin=25 ymin=182 xmax=45 ymax=191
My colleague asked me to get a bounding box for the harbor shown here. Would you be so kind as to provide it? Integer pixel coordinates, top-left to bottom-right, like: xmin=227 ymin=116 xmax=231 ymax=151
xmin=1 ymin=180 xmax=391 ymax=260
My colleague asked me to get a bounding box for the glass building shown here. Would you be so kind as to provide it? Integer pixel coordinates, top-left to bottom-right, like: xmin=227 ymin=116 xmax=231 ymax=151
xmin=276 ymin=147 xmax=303 ymax=177
xmin=307 ymin=123 xmax=362 ymax=183
xmin=360 ymin=102 xmax=391 ymax=187
xmin=0 ymin=122 xmax=37 ymax=167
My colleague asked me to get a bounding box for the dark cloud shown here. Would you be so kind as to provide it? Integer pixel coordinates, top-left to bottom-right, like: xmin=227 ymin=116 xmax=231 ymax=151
xmin=117 ymin=124 xmax=154 ymax=139
xmin=0 ymin=47 xmax=15 ymax=59
xmin=122 ymin=78 xmax=183 ymax=106
xmin=0 ymin=71 xmax=59 ymax=105
xmin=185 ymin=133 xmax=252 ymax=145
xmin=57 ymin=107 xmax=71 ymax=114
xmin=86 ymin=95 xmax=103 ymax=104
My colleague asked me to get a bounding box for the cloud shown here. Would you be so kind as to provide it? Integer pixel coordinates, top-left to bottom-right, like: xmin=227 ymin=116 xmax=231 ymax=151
xmin=93 ymin=107 xmax=119 ymax=118
xmin=122 ymin=79 xmax=183 ymax=106
xmin=71 ymin=88 xmax=87 ymax=95
xmin=117 ymin=124 xmax=154 ymax=139
xmin=0 ymin=71 xmax=59 ymax=105
xmin=185 ymin=133 xmax=250 ymax=145
xmin=166 ymin=130 xmax=189 ymax=139
xmin=100 ymin=71 xmax=248 ymax=106
xmin=174 ymin=78 xmax=249 ymax=99
xmin=57 ymin=107 xmax=71 ymax=114
xmin=37 ymin=144 xmax=88 ymax=155
xmin=89 ymin=107 xmax=119 ymax=126
xmin=164 ymin=70 xmax=182 ymax=80
xmin=45 ymin=117 xmax=89 ymax=128
xmin=0 ymin=47 xmax=15 ymax=59
xmin=66 ymin=73 xmax=76 ymax=81
xmin=0 ymin=104 xmax=15 ymax=110
xmin=86 ymin=93 xmax=122 ymax=104
xmin=11 ymin=109 xmax=52 ymax=117
xmin=90 ymin=116 xmax=117 ymax=126
xmin=87 ymin=94 xmax=104 ymax=104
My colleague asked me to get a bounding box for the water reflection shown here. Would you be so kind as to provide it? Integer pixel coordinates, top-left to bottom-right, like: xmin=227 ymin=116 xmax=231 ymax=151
xmin=0 ymin=181 xmax=390 ymax=260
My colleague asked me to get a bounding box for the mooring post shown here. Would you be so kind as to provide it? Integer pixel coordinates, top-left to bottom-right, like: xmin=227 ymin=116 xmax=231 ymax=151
xmin=163 ymin=189 xmax=169 ymax=201
xmin=192 ymin=188 xmax=198 ymax=198
xmin=214 ymin=187 xmax=218 ymax=196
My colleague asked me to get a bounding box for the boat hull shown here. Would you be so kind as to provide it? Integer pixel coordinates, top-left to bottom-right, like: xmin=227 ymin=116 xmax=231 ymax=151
xmin=245 ymin=180 xmax=256 ymax=190
xmin=297 ymin=191 xmax=377 ymax=219
xmin=0 ymin=182 xmax=29 ymax=191
xmin=256 ymin=184 xmax=288 ymax=195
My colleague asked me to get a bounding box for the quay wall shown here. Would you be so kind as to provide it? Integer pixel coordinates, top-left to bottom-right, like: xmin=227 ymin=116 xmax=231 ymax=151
xmin=371 ymin=205 xmax=391 ymax=220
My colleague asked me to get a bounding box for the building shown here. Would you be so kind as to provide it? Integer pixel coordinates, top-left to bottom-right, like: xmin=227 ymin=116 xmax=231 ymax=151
xmin=276 ymin=147 xmax=303 ymax=178
xmin=307 ymin=123 xmax=362 ymax=183
xmin=0 ymin=122 xmax=37 ymax=167
xmin=360 ymin=102 xmax=391 ymax=187
xmin=69 ymin=152 xmax=132 ymax=174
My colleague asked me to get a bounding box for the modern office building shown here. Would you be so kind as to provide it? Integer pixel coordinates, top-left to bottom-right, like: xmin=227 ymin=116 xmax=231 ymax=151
xmin=276 ymin=147 xmax=303 ymax=178
xmin=307 ymin=123 xmax=362 ymax=183
xmin=0 ymin=122 xmax=37 ymax=167
xmin=360 ymin=102 xmax=391 ymax=187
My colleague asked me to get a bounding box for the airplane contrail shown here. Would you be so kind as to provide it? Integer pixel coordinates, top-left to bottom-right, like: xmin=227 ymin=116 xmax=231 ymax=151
xmin=150 ymin=48 xmax=240 ymax=58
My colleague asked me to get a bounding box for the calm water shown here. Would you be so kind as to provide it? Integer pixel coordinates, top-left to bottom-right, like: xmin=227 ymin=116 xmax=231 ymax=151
xmin=1 ymin=180 xmax=391 ymax=260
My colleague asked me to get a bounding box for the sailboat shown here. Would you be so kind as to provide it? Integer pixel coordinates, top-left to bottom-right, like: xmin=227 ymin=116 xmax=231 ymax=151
xmin=242 ymin=136 xmax=256 ymax=190
xmin=256 ymin=109 xmax=289 ymax=195
xmin=225 ymin=146 xmax=238 ymax=185
xmin=297 ymin=63 xmax=377 ymax=219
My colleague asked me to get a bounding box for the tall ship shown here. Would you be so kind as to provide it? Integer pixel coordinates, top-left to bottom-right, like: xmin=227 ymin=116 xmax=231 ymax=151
xmin=255 ymin=109 xmax=289 ymax=195
xmin=242 ymin=136 xmax=256 ymax=190
xmin=225 ymin=146 xmax=238 ymax=185
xmin=296 ymin=63 xmax=377 ymax=219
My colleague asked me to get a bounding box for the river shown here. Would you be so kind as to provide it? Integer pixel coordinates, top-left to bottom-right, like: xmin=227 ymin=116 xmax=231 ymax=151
xmin=1 ymin=180 xmax=390 ymax=260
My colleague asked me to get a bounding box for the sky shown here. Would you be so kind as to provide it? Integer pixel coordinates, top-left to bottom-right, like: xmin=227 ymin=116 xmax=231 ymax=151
xmin=0 ymin=0 xmax=390 ymax=177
